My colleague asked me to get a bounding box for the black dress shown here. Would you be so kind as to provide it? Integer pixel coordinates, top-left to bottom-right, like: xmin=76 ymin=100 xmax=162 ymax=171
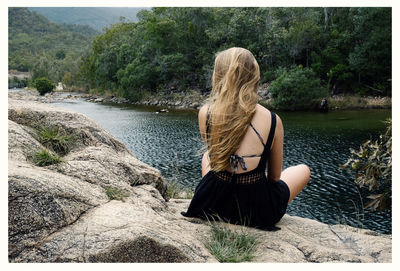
xmin=181 ymin=111 xmax=290 ymax=231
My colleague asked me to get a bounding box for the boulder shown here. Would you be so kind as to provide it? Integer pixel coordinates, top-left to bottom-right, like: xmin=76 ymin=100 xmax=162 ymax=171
xmin=12 ymin=188 xmax=215 ymax=263
xmin=169 ymin=200 xmax=392 ymax=263
xmin=8 ymin=98 xmax=187 ymax=262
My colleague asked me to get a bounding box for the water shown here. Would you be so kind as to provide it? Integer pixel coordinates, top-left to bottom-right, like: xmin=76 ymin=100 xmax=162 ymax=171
xmin=50 ymin=95 xmax=391 ymax=234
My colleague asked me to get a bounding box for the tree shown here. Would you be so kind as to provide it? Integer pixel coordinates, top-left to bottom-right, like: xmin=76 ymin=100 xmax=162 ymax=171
xmin=348 ymin=8 xmax=392 ymax=95
xmin=33 ymin=77 xmax=54 ymax=95
xmin=268 ymin=66 xmax=327 ymax=110
xmin=56 ymin=49 xmax=66 ymax=60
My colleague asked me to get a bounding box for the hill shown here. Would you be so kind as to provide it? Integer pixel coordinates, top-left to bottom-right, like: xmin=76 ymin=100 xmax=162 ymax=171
xmin=8 ymin=7 xmax=98 ymax=83
xmin=28 ymin=7 xmax=145 ymax=32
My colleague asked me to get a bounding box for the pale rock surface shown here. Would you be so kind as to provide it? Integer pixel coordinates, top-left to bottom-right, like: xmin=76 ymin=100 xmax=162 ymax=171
xmin=169 ymin=200 xmax=392 ymax=263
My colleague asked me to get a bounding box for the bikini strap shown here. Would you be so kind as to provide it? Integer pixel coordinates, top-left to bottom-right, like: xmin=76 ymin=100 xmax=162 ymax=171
xmin=249 ymin=122 xmax=265 ymax=147
xmin=257 ymin=111 xmax=277 ymax=169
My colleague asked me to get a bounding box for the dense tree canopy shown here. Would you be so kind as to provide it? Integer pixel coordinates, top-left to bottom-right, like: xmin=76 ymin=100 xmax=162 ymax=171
xmin=79 ymin=7 xmax=391 ymax=100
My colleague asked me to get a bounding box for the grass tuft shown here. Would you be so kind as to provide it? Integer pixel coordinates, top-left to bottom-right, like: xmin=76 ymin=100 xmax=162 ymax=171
xmin=32 ymin=148 xmax=64 ymax=167
xmin=167 ymin=180 xmax=194 ymax=199
xmin=36 ymin=125 xmax=76 ymax=155
xmin=205 ymin=223 xmax=259 ymax=262
xmin=105 ymin=187 xmax=130 ymax=201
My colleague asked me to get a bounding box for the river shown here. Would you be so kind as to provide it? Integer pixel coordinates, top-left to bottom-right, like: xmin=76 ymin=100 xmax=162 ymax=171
xmin=50 ymin=95 xmax=391 ymax=234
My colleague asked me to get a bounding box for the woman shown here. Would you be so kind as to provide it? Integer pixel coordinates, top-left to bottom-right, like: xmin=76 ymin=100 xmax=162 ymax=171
xmin=181 ymin=47 xmax=310 ymax=230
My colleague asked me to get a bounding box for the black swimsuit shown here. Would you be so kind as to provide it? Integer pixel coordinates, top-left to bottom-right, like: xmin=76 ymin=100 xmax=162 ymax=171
xmin=181 ymin=111 xmax=290 ymax=231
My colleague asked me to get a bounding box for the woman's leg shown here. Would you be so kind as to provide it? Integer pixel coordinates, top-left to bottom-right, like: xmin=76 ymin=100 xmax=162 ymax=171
xmin=280 ymin=164 xmax=310 ymax=203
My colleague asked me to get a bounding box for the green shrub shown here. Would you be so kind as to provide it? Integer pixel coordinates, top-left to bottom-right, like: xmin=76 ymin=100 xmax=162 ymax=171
xmin=32 ymin=149 xmax=64 ymax=167
xmin=36 ymin=126 xmax=76 ymax=155
xmin=268 ymin=66 xmax=327 ymax=110
xmin=205 ymin=224 xmax=259 ymax=262
xmin=341 ymin=118 xmax=392 ymax=211
xmin=262 ymin=70 xmax=277 ymax=82
xmin=123 ymin=89 xmax=146 ymax=102
xmin=105 ymin=187 xmax=129 ymax=201
xmin=33 ymin=77 xmax=55 ymax=96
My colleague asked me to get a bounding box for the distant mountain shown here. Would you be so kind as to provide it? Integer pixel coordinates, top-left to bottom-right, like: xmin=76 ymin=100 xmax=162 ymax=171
xmin=8 ymin=7 xmax=97 ymax=74
xmin=28 ymin=7 xmax=148 ymax=32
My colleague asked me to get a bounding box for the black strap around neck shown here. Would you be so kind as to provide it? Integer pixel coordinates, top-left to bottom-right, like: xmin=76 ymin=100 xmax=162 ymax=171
xmin=264 ymin=111 xmax=277 ymax=154
xmin=206 ymin=111 xmax=210 ymax=138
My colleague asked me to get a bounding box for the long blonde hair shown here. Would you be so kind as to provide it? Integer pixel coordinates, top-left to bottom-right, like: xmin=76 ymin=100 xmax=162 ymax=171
xmin=207 ymin=47 xmax=260 ymax=172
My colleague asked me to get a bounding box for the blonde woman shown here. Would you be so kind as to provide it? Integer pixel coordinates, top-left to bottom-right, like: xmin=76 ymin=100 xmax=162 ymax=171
xmin=182 ymin=47 xmax=310 ymax=230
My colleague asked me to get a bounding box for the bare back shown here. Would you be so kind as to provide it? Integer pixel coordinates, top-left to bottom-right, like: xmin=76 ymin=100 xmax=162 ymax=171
xmin=199 ymin=103 xmax=284 ymax=181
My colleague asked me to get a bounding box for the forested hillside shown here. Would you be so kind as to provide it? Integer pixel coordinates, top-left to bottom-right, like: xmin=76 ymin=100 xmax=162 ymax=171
xmin=28 ymin=7 xmax=144 ymax=32
xmin=80 ymin=7 xmax=391 ymax=102
xmin=8 ymin=7 xmax=98 ymax=84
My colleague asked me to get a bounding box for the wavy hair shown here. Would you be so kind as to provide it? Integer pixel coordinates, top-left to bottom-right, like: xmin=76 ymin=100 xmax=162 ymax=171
xmin=207 ymin=47 xmax=260 ymax=172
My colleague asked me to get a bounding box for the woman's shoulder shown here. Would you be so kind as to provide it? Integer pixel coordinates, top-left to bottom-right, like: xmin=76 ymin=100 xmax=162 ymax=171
xmin=199 ymin=103 xmax=209 ymax=114
xmin=256 ymin=104 xmax=282 ymax=126
xmin=255 ymin=103 xmax=272 ymax=118
xmin=198 ymin=103 xmax=210 ymax=128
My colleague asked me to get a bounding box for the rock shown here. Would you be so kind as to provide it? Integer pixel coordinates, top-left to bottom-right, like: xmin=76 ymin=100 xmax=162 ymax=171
xmin=8 ymin=93 xmax=392 ymax=263
xmin=8 ymin=159 xmax=109 ymax=259
xmin=56 ymin=82 xmax=63 ymax=91
xmin=94 ymin=98 xmax=103 ymax=103
xmin=169 ymin=200 xmax=392 ymax=263
xmin=319 ymin=98 xmax=329 ymax=113
xmin=8 ymin=98 xmax=181 ymax=262
xmin=190 ymin=102 xmax=200 ymax=108
xmin=258 ymin=83 xmax=271 ymax=99
xmin=12 ymin=190 xmax=215 ymax=263
xmin=258 ymin=89 xmax=269 ymax=99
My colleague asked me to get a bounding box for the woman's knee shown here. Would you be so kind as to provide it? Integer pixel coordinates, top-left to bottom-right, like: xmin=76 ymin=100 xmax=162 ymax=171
xmin=297 ymin=164 xmax=311 ymax=183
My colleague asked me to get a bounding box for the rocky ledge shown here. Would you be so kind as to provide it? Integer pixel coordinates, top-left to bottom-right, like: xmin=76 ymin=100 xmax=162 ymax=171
xmin=8 ymin=93 xmax=391 ymax=263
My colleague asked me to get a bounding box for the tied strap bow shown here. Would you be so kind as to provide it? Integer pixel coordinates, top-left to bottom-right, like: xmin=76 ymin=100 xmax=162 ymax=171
xmin=230 ymin=154 xmax=247 ymax=173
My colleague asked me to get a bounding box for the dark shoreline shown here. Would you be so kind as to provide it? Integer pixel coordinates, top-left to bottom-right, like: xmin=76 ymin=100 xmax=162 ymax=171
xmin=15 ymin=87 xmax=392 ymax=112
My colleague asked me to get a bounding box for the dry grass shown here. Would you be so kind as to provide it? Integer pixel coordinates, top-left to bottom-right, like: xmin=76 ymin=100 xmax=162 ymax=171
xmin=167 ymin=180 xmax=194 ymax=199
xmin=328 ymin=95 xmax=391 ymax=110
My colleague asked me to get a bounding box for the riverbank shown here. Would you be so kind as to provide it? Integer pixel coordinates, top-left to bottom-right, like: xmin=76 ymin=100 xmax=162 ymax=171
xmin=8 ymin=90 xmax=392 ymax=262
xmin=61 ymin=86 xmax=391 ymax=111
